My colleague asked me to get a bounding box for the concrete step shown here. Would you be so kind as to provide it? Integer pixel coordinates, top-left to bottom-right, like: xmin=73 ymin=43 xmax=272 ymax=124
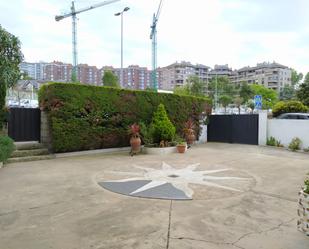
xmin=7 ymin=155 xmax=55 ymax=164
xmin=11 ymin=148 xmax=49 ymax=158
xmin=15 ymin=141 xmax=44 ymax=150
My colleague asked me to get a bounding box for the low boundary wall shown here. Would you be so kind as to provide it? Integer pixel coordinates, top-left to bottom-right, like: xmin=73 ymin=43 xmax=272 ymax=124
xmin=267 ymin=119 xmax=309 ymax=149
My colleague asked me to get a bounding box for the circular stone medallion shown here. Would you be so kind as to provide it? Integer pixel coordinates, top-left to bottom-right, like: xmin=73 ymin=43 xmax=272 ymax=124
xmin=98 ymin=162 xmax=254 ymax=200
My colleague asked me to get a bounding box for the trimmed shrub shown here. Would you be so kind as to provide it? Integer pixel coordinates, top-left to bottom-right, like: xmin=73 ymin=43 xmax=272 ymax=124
xmin=288 ymin=137 xmax=302 ymax=151
xmin=0 ymin=135 xmax=15 ymax=162
xmin=267 ymin=137 xmax=284 ymax=147
xmin=150 ymin=104 xmax=176 ymax=144
xmin=266 ymin=136 xmax=276 ymax=146
xmin=272 ymin=100 xmax=308 ymax=117
xmin=39 ymin=83 xmax=211 ymax=152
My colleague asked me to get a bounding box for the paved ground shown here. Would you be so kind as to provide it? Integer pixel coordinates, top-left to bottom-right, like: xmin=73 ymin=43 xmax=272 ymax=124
xmin=0 ymin=143 xmax=309 ymax=249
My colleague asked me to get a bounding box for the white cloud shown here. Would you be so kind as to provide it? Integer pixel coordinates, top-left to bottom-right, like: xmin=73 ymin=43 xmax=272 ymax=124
xmin=0 ymin=0 xmax=308 ymax=74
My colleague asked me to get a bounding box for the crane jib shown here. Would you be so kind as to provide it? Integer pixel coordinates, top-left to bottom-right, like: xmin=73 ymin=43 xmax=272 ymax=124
xmin=55 ymin=0 xmax=121 ymax=20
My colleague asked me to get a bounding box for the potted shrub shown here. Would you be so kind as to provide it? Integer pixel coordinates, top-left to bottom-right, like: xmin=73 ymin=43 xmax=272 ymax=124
xmin=143 ymin=104 xmax=177 ymax=155
xmin=297 ymin=179 xmax=309 ymax=236
xmin=183 ymin=119 xmax=196 ymax=147
xmin=128 ymin=123 xmax=141 ymax=156
xmin=174 ymin=135 xmax=187 ymax=153
xmin=150 ymin=103 xmax=176 ymax=146
xmin=176 ymin=141 xmax=187 ymax=153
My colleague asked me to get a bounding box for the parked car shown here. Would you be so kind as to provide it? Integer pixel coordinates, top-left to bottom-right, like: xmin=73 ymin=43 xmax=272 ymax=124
xmin=276 ymin=113 xmax=309 ymax=120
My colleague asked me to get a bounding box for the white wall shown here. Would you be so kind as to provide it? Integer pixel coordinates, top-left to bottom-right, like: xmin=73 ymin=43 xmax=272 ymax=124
xmin=197 ymin=125 xmax=207 ymax=144
xmin=258 ymin=111 xmax=268 ymax=146
xmin=267 ymin=119 xmax=309 ymax=149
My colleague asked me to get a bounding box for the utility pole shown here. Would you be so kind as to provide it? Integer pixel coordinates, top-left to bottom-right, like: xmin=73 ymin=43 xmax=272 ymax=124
xmin=215 ymin=73 xmax=218 ymax=111
xmin=71 ymin=1 xmax=78 ymax=82
xmin=115 ymin=7 xmax=130 ymax=87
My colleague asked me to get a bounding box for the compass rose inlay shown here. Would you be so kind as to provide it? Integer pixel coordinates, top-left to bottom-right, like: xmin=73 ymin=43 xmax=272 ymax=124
xmin=98 ymin=162 xmax=253 ymax=200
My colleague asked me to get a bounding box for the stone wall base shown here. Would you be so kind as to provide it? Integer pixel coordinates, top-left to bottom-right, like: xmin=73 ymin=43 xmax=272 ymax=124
xmin=297 ymin=190 xmax=309 ymax=236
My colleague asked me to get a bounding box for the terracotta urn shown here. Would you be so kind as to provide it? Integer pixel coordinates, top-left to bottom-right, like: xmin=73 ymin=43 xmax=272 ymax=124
xmin=130 ymin=135 xmax=141 ymax=155
xmin=185 ymin=129 xmax=196 ymax=145
xmin=176 ymin=144 xmax=187 ymax=153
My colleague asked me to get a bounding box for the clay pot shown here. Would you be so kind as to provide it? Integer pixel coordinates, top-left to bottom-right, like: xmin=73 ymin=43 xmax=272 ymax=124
xmin=185 ymin=129 xmax=196 ymax=145
xmin=177 ymin=144 xmax=187 ymax=153
xmin=130 ymin=135 xmax=141 ymax=155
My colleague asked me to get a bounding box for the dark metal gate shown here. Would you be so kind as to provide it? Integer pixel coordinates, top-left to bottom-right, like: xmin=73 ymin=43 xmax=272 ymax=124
xmin=8 ymin=108 xmax=41 ymax=142
xmin=207 ymin=114 xmax=259 ymax=145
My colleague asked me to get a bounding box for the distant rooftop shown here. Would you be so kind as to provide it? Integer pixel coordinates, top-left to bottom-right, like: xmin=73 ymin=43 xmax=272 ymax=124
xmin=238 ymin=61 xmax=288 ymax=72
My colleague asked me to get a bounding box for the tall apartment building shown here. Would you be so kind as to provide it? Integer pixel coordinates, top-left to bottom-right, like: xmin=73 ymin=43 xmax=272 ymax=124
xmin=233 ymin=62 xmax=292 ymax=91
xmin=43 ymin=61 xmax=72 ymax=82
xmin=77 ymin=64 xmax=99 ymax=85
xmin=20 ymin=61 xmax=102 ymax=85
xmin=209 ymin=64 xmax=234 ymax=78
xmin=159 ymin=61 xmax=211 ymax=91
xmin=208 ymin=64 xmax=239 ymax=86
xmin=101 ymin=65 xmax=153 ymax=90
xmin=20 ymin=62 xmax=47 ymax=80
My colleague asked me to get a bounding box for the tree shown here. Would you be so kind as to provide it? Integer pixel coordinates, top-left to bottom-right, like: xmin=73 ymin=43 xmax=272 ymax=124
xmin=234 ymin=96 xmax=243 ymax=114
xmin=291 ymin=69 xmax=303 ymax=86
xmin=250 ymin=84 xmax=278 ymax=109
xmin=102 ymin=70 xmax=120 ymax=88
xmin=173 ymin=76 xmax=205 ymax=97
xmin=279 ymin=85 xmax=295 ymax=101
xmin=272 ymin=100 xmax=308 ymax=117
xmin=297 ymin=72 xmax=309 ymax=106
xmin=150 ymin=103 xmax=176 ymax=144
xmin=208 ymin=76 xmax=237 ymax=99
xmin=219 ymin=95 xmax=232 ymax=113
xmin=187 ymin=76 xmax=204 ymax=97
xmin=173 ymin=85 xmax=190 ymax=96
xmin=0 ymin=25 xmax=23 ymax=128
xmin=20 ymin=71 xmax=33 ymax=80
xmin=239 ymin=82 xmax=254 ymax=103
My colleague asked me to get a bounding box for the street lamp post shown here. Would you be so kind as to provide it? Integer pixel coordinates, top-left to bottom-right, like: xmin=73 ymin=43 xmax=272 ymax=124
xmin=115 ymin=7 xmax=130 ymax=87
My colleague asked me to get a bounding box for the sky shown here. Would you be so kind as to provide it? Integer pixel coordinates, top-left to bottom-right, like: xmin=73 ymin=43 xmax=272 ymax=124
xmin=0 ymin=0 xmax=308 ymax=74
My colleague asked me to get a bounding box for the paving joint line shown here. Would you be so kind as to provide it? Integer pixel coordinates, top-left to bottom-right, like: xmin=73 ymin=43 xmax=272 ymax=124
xmin=170 ymin=218 xmax=296 ymax=248
xmin=251 ymin=190 xmax=297 ymax=202
xmin=166 ymin=200 xmax=173 ymax=249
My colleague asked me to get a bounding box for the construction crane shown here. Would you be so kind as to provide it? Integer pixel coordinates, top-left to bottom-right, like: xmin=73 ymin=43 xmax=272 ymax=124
xmin=55 ymin=0 xmax=121 ymax=81
xmin=150 ymin=0 xmax=163 ymax=90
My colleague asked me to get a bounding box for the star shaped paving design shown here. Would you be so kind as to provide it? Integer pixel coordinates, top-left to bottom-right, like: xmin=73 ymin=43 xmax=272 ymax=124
xmin=99 ymin=162 xmax=252 ymax=200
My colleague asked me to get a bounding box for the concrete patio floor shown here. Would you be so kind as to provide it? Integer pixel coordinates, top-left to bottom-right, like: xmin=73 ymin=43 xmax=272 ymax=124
xmin=0 ymin=143 xmax=309 ymax=249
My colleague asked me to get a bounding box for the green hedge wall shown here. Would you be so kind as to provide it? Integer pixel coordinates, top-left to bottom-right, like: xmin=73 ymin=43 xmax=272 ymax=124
xmin=39 ymin=83 xmax=211 ymax=153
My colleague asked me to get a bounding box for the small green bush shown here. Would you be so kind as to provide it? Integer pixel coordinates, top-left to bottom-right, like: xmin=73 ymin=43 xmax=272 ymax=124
xmin=275 ymin=140 xmax=284 ymax=147
xmin=304 ymin=147 xmax=309 ymax=153
xmin=139 ymin=122 xmax=153 ymax=145
xmin=150 ymin=104 xmax=176 ymax=144
xmin=304 ymin=180 xmax=309 ymax=194
xmin=267 ymin=136 xmax=276 ymax=146
xmin=288 ymin=137 xmax=302 ymax=151
xmin=0 ymin=136 xmax=15 ymax=162
xmin=272 ymin=100 xmax=308 ymax=117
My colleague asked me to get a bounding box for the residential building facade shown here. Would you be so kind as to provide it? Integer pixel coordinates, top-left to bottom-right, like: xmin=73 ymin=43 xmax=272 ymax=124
xmin=20 ymin=62 xmax=47 ymax=80
xmin=43 ymin=61 xmax=72 ymax=82
xmin=114 ymin=65 xmax=153 ymax=90
xmin=77 ymin=64 xmax=98 ymax=85
xmin=233 ymin=62 xmax=292 ymax=91
xmin=159 ymin=61 xmax=211 ymax=91
xmin=20 ymin=61 xmax=292 ymax=92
